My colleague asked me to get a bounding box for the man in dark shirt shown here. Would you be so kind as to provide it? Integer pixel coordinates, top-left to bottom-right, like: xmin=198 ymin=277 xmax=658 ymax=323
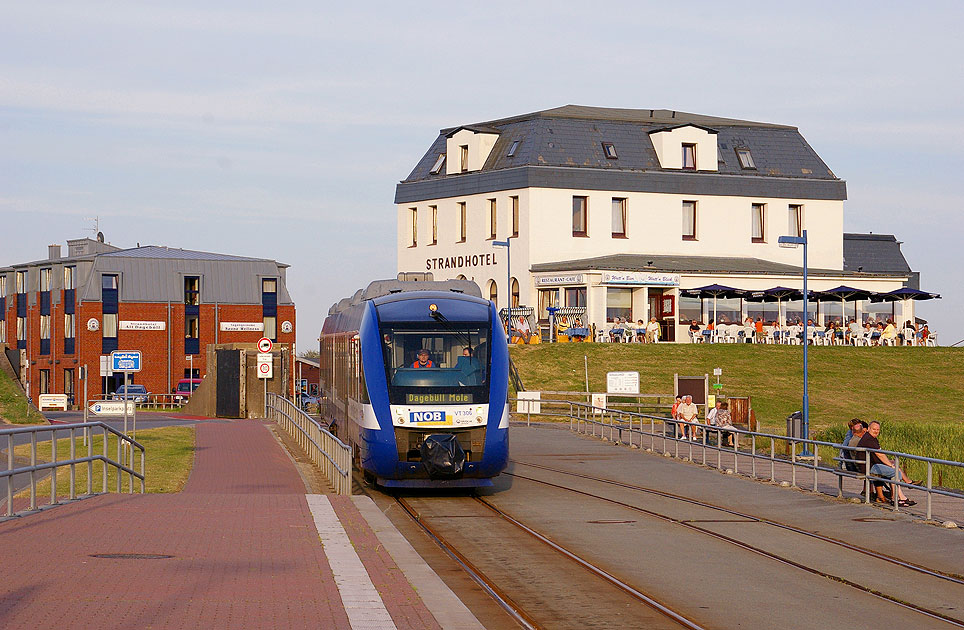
xmin=857 ymin=421 xmax=915 ymax=506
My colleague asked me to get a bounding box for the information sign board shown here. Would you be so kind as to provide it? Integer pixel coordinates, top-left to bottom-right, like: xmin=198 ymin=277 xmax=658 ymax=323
xmin=607 ymin=371 xmax=640 ymax=395
xmin=257 ymin=352 xmax=273 ymax=379
xmin=89 ymin=401 xmax=135 ymax=416
xmin=516 ymin=391 xmax=541 ymax=414
xmin=591 ymin=393 xmax=607 ymax=414
xmin=110 ymin=351 xmax=142 ymax=372
xmin=258 ymin=337 xmax=273 ymax=353
xmin=39 ymin=394 xmax=69 ymax=411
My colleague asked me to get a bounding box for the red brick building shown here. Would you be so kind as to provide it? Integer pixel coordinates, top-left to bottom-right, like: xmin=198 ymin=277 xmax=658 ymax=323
xmin=1 ymin=237 xmax=296 ymax=405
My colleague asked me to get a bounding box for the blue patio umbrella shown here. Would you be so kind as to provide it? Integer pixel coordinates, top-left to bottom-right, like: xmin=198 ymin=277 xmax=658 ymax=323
xmin=811 ymin=285 xmax=877 ymax=324
xmin=870 ymin=287 xmax=941 ymax=302
xmin=681 ymin=284 xmax=747 ymax=325
xmin=745 ymin=286 xmax=804 ymax=327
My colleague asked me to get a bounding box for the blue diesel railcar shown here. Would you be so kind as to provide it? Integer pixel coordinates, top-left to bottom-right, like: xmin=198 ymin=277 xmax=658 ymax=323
xmin=319 ymin=279 xmax=509 ymax=488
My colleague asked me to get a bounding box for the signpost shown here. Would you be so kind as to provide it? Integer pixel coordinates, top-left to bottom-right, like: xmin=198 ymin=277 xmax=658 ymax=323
xmin=257 ymin=344 xmax=273 ymax=417
xmin=110 ymin=350 xmax=142 ymax=461
xmin=258 ymin=337 xmax=273 ymax=353
xmin=606 ymin=371 xmax=640 ymax=395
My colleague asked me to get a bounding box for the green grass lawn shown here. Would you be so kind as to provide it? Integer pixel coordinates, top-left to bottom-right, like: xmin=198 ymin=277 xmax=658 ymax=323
xmin=0 ymin=369 xmax=46 ymax=425
xmin=510 ymin=343 xmax=964 ymax=485
xmin=14 ymin=425 xmax=196 ymax=498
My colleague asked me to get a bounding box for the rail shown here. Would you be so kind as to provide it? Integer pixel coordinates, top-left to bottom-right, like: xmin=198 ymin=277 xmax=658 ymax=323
xmin=511 ymin=398 xmax=964 ymax=522
xmin=266 ymin=393 xmax=351 ymax=495
xmin=2 ymin=422 xmax=145 ymax=519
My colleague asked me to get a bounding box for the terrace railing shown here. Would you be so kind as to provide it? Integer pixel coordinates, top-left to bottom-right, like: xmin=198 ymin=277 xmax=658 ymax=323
xmin=511 ymin=398 xmax=964 ymax=522
xmin=2 ymin=422 xmax=145 ymax=519
xmin=266 ymin=393 xmax=351 ymax=495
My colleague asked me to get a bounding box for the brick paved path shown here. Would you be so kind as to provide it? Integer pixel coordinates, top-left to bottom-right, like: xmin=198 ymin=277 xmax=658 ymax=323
xmin=0 ymin=420 xmax=443 ymax=630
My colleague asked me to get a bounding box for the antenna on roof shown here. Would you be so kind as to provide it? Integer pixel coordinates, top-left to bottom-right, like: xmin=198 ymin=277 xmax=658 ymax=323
xmin=84 ymin=216 xmax=100 ymax=239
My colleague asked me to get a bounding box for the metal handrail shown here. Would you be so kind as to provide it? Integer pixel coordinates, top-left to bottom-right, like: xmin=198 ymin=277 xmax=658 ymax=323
xmin=266 ymin=393 xmax=352 ymax=495
xmin=511 ymin=397 xmax=964 ymax=522
xmin=2 ymin=422 xmax=146 ymax=519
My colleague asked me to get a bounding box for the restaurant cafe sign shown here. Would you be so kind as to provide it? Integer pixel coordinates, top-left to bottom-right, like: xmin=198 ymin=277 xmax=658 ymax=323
xmin=535 ymin=274 xmax=585 ymax=286
xmin=600 ymin=271 xmax=680 ymax=286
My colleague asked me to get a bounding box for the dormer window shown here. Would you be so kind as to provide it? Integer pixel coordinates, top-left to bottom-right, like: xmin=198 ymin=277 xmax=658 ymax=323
xmin=736 ymin=148 xmax=756 ymax=169
xmin=507 ymin=140 xmax=520 ymax=157
xmin=459 ymin=145 xmax=469 ymax=172
xmin=430 ymin=154 xmax=445 ymax=174
xmin=682 ymin=144 xmax=696 ymax=170
xmin=602 ymin=142 xmax=618 ymax=159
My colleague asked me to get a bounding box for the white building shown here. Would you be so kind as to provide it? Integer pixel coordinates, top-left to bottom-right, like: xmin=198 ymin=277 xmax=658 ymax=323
xmin=395 ymin=105 xmax=920 ymax=341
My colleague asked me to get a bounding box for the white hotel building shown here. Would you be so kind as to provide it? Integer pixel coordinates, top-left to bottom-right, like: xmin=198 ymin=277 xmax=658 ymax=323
xmin=395 ymin=105 xmax=919 ymax=341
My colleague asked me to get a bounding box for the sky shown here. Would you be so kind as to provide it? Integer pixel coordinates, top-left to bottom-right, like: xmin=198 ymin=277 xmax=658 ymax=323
xmin=2 ymin=1 xmax=962 ymax=350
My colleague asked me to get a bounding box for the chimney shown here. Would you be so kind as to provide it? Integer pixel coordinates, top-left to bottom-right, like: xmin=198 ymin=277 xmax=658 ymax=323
xmin=48 ymin=244 xmax=62 ymax=260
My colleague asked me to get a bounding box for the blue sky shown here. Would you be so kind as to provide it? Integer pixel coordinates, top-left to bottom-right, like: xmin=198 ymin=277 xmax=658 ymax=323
xmin=2 ymin=2 xmax=961 ymax=349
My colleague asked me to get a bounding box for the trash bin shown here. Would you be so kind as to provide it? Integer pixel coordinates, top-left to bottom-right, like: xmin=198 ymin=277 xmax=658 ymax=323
xmin=786 ymin=411 xmax=803 ymax=438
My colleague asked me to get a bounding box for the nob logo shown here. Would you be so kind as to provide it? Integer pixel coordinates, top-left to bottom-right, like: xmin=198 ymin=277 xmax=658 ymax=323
xmin=410 ymin=411 xmax=446 ymax=423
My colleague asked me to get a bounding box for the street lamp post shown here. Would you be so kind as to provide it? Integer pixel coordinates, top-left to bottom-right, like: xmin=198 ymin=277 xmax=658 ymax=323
xmin=778 ymin=229 xmax=810 ymax=456
xmin=492 ymin=238 xmax=511 ymax=340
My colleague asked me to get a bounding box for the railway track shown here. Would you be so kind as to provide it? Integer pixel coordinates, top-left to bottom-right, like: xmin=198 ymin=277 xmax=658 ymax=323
xmin=507 ymin=459 xmax=964 ymax=628
xmin=395 ymin=494 xmax=706 ymax=630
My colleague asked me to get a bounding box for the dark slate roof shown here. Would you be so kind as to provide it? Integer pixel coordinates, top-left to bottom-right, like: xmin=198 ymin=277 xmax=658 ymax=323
xmin=100 ymin=245 xmax=288 ymax=267
xmin=403 ymin=105 xmax=838 ymax=184
xmin=530 ymin=253 xmax=897 ymax=278
xmin=842 ymin=233 xmax=912 ymax=274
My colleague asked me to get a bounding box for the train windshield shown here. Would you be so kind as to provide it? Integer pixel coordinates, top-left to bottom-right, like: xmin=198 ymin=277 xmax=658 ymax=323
xmin=380 ymin=322 xmax=490 ymax=405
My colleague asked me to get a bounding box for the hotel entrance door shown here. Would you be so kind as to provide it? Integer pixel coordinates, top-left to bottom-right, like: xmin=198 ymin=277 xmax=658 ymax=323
xmin=648 ymin=289 xmax=676 ymax=342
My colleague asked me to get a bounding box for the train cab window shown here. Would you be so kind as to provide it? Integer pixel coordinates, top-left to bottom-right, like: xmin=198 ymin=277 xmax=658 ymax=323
xmin=380 ymin=322 xmax=490 ymax=405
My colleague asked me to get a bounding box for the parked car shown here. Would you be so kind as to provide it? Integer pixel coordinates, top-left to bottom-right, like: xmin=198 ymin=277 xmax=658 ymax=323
xmin=174 ymin=378 xmax=202 ymax=403
xmin=111 ymin=384 xmax=150 ymax=403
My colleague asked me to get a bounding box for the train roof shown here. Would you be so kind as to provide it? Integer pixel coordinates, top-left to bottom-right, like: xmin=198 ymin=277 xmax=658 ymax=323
xmin=326 ymin=279 xmax=482 ymax=316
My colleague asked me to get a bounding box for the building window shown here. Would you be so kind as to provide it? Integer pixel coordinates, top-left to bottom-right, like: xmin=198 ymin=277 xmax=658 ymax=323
xmin=682 ymin=143 xmax=697 ymax=170
xmin=736 ymin=148 xmax=756 ymax=169
xmin=602 ymin=142 xmax=618 ymax=159
xmin=458 ymin=202 xmax=467 ymax=242
xmin=751 ymin=203 xmax=766 ymax=242
xmin=612 ymin=198 xmax=627 ymax=238
xmin=0 ymin=321 xmax=5 ymax=343
xmin=430 ymin=154 xmax=445 ymax=174
xmin=0 ymin=274 xmax=5 ymax=296
xmin=565 ymin=287 xmax=586 ymax=307
xmin=262 ymin=278 xmax=277 ymax=294
xmin=103 ymin=313 xmax=118 ymax=337
xmin=409 ymin=207 xmax=417 ymax=247
xmin=16 ymin=271 xmax=26 ymax=293
xmin=263 ymin=316 xmax=277 ymax=340
xmin=185 ymin=315 xmax=199 ymax=341
xmin=39 ymin=370 xmax=51 ymax=395
xmin=40 ymin=268 xmax=51 ymax=292
xmin=572 ymin=196 xmax=588 ymax=237
xmin=682 ymin=201 xmax=697 ymax=240
xmin=488 ymin=199 xmax=497 ymax=239
xmin=430 ymin=206 xmax=438 ymax=245
xmin=64 ymin=313 xmax=75 ymax=339
xmin=789 ymin=204 xmax=803 ymax=237
xmin=102 ymin=274 xmax=118 ymax=290
xmin=487 ymin=280 xmax=498 ymax=304
xmin=40 ymin=314 xmax=51 ymax=355
xmin=64 ymin=368 xmax=75 ymax=404
xmin=184 ymin=276 xmax=200 ymax=305
xmin=507 ymin=140 xmax=520 ymax=157
xmin=460 ymin=145 xmax=469 ymax=172
xmin=511 ymin=196 xmax=519 ymax=238
xmin=607 ymin=288 xmax=633 ymax=322
xmin=63 ymin=266 xmax=74 ymax=290
xmin=510 ymin=277 xmax=520 ymax=308
xmin=17 ymin=317 xmax=26 ymax=341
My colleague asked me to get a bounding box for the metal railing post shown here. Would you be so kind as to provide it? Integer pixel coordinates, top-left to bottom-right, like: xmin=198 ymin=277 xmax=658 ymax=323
xmin=29 ymin=432 xmax=37 ymax=511
xmin=770 ymin=439 xmax=775 ymax=482
xmin=6 ymin=434 xmax=12 ymax=517
xmin=926 ymin=463 xmax=933 ymax=521
xmin=69 ymin=428 xmax=76 ymax=500
xmin=791 ymin=440 xmax=797 ymax=488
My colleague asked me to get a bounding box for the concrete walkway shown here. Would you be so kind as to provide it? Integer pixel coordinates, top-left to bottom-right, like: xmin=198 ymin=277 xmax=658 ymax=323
xmin=0 ymin=419 xmax=479 ymax=630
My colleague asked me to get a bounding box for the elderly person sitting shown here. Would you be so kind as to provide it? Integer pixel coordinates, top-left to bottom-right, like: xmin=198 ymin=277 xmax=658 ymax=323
xmin=677 ymin=395 xmax=700 ymax=441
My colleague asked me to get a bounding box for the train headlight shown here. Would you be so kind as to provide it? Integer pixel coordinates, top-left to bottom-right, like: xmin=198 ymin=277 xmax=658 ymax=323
xmin=476 ymin=415 xmax=484 ymax=424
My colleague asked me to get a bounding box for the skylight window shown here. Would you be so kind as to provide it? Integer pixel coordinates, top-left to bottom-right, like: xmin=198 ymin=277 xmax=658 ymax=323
xmin=602 ymin=142 xmax=618 ymax=159
xmin=735 ymin=148 xmax=756 ymax=169
xmin=430 ymin=154 xmax=445 ymax=174
xmin=507 ymin=140 xmax=520 ymax=157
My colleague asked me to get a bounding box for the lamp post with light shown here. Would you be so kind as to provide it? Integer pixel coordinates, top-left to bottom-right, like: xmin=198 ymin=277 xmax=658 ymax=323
xmin=778 ymin=229 xmax=811 ymax=456
xmin=492 ymin=238 xmax=511 ymax=340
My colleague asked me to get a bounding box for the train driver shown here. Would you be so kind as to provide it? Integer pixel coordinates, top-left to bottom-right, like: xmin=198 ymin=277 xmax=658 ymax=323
xmin=413 ymin=349 xmax=434 ymax=368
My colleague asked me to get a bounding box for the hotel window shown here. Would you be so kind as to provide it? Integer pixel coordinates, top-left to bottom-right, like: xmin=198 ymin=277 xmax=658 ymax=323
xmin=458 ymin=202 xmax=467 ymax=242
xmin=0 ymin=321 xmax=5 ymax=343
xmin=430 ymin=206 xmax=438 ymax=245
xmin=263 ymin=316 xmax=277 ymax=340
xmin=40 ymin=315 xmax=51 ymax=355
xmin=789 ymin=204 xmax=803 ymax=237
xmin=612 ymin=198 xmax=627 ymax=238
xmin=488 ymin=199 xmax=497 ymax=239
xmin=40 ymin=268 xmax=51 ymax=291
xmin=39 ymin=370 xmax=51 ymax=395
xmin=185 ymin=315 xmax=199 ymax=340
xmin=606 ymin=288 xmax=633 ymax=322
xmin=16 ymin=270 xmax=26 ymax=293
xmin=736 ymin=148 xmax=756 ymax=169
xmin=409 ymin=208 xmax=417 ymax=247
xmin=102 ymin=274 xmax=118 ymax=290
xmin=507 ymin=140 xmax=520 ymax=157
xmin=510 ymin=278 xmax=520 ymax=308
xmin=460 ymin=145 xmax=469 ymax=172
xmin=17 ymin=317 xmax=26 ymax=341
xmin=602 ymin=142 xmax=618 ymax=159
xmin=184 ymin=276 xmax=200 ymax=305
xmin=64 ymin=313 xmax=75 ymax=338
xmin=64 ymin=368 xmax=75 ymax=404
xmin=103 ymin=313 xmax=118 ymax=337
xmin=487 ymin=280 xmax=498 ymax=304
xmin=262 ymin=278 xmax=278 ymax=341
xmin=0 ymin=275 xmax=5 ymax=296
xmin=682 ymin=201 xmax=697 ymax=240
xmin=751 ymin=203 xmax=766 ymax=243
xmin=682 ymin=143 xmax=697 ymax=170
xmin=63 ymin=266 xmax=74 ymax=290
xmin=565 ymin=287 xmax=587 ymax=307
xmin=430 ymin=154 xmax=445 ymax=174
xmin=511 ymin=196 xmax=519 ymax=237
xmin=572 ymin=196 xmax=588 ymax=237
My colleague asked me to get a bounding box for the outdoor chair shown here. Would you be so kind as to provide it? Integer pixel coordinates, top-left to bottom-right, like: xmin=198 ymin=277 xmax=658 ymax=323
xmin=925 ymin=332 xmax=938 ymax=347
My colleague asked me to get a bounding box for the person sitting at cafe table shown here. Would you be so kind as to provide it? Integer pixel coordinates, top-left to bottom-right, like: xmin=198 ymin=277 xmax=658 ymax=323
xmin=646 ymin=317 xmax=661 ymax=344
xmin=512 ymin=315 xmax=533 ymax=343
xmin=609 ymin=317 xmax=626 ymax=342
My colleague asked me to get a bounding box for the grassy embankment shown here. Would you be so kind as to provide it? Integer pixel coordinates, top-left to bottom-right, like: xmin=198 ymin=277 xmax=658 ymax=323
xmin=510 ymin=343 xmax=964 ymax=485
xmin=13 ymin=425 xmax=196 ymax=498
xmin=0 ymin=369 xmax=46 ymax=425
